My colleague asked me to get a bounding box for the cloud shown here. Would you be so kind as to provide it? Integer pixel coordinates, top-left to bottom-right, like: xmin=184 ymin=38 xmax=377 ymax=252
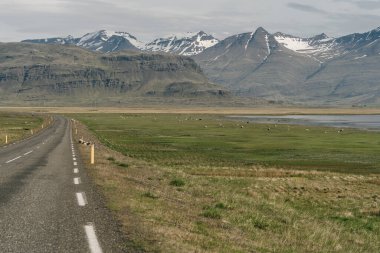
xmin=287 ymin=3 xmax=327 ymax=14
xmin=332 ymin=0 xmax=380 ymax=9
xmin=355 ymin=1 xmax=380 ymax=9
xmin=0 ymin=0 xmax=379 ymax=42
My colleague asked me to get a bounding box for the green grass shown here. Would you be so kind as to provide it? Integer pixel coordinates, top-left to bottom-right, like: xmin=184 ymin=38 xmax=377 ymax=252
xmin=201 ymin=206 xmax=222 ymax=219
xmin=76 ymin=113 xmax=380 ymax=174
xmin=74 ymin=113 xmax=380 ymax=252
xmin=0 ymin=112 xmax=44 ymax=145
xmin=169 ymin=178 xmax=185 ymax=187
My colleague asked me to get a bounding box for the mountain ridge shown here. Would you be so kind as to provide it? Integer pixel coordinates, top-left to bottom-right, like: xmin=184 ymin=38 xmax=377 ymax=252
xmin=194 ymin=26 xmax=380 ymax=105
xmin=22 ymin=30 xmax=219 ymax=55
xmin=18 ymin=26 xmax=380 ymax=105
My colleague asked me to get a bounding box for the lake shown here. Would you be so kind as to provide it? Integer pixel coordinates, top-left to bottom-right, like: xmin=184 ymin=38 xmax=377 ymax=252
xmin=230 ymin=115 xmax=380 ymax=130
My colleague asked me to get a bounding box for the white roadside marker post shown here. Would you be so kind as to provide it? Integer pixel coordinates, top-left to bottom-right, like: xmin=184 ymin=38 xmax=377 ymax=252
xmin=5 ymin=134 xmax=8 ymax=144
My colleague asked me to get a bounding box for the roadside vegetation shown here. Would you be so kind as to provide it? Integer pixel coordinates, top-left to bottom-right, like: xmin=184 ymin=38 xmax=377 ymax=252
xmin=0 ymin=112 xmax=44 ymax=146
xmin=74 ymin=113 xmax=380 ymax=252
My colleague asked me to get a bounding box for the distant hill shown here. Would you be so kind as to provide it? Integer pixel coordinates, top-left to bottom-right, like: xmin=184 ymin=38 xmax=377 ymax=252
xmin=0 ymin=43 xmax=228 ymax=106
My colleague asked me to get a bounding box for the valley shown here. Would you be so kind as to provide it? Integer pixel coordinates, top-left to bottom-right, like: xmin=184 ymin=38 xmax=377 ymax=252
xmin=2 ymin=1 xmax=380 ymax=252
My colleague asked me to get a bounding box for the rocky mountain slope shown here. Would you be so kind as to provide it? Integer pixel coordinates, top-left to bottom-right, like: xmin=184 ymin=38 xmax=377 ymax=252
xmin=194 ymin=26 xmax=380 ymax=105
xmin=0 ymin=43 xmax=228 ymax=105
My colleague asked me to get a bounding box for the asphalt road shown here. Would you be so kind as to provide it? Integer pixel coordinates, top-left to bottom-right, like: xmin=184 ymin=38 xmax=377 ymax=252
xmin=0 ymin=116 xmax=127 ymax=252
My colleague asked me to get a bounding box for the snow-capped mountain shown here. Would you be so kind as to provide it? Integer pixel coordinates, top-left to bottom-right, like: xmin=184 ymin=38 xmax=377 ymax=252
xmin=23 ymin=30 xmax=218 ymax=55
xmin=273 ymin=26 xmax=380 ymax=61
xmin=77 ymin=30 xmax=145 ymax=52
xmin=194 ymin=27 xmax=277 ymax=66
xmin=145 ymin=31 xmax=219 ymax=56
xmin=194 ymin=26 xmax=380 ymax=104
xmin=22 ymin=30 xmax=144 ymax=53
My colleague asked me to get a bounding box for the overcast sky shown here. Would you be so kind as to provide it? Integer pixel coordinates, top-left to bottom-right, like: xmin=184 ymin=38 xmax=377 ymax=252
xmin=0 ymin=0 xmax=380 ymax=42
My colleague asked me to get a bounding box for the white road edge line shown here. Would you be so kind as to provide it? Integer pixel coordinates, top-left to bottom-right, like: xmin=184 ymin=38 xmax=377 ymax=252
xmin=23 ymin=151 xmax=33 ymax=156
xmin=6 ymin=156 xmax=22 ymax=164
xmin=76 ymin=192 xmax=87 ymax=206
xmin=84 ymin=223 xmax=103 ymax=253
xmin=74 ymin=177 xmax=81 ymax=185
xmin=74 ymin=168 xmax=79 ymax=174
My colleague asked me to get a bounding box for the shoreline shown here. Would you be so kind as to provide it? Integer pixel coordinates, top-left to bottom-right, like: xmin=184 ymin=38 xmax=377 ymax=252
xmin=1 ymin=106 xmax=380 ymax=115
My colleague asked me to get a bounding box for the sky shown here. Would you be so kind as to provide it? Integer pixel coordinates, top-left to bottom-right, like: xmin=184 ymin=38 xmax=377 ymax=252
xmin=0 ymin=0 xmax=380 ymax=42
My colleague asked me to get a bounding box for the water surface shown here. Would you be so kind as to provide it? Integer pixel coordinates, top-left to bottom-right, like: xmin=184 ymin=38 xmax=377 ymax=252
xmin=230 ymin=115 xmax=380 ymax=130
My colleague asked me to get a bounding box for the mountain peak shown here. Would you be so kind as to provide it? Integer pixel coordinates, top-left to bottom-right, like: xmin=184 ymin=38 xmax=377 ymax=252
xmin=76 ymin=30 xmax=144 ymax=50
xmin=254 ymin=27 xmax=269 ymax=34
xmin=312 ymin=33 xmax=329 ymax=40
xmin=373 ymin=26 xmax=380 ymax=32
xmin=145 ymin=31 xmax=219 ymax=56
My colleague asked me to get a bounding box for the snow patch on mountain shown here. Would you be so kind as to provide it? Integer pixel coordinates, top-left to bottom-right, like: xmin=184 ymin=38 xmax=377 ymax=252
xmin=274 ymin=34 xmax=314 ymax=52
xmin=245 ymin=32 xmax=254 ymax=51
xmin=78 ymin=30 xmax=145 ymax=50
xmin=273 ymin=33 xmax=342 ymax=61
xmin=145 ymin=31 xmax=219 ymax=56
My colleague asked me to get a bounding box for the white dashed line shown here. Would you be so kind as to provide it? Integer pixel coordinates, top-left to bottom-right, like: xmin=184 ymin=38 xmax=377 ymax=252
xmin=6 ymin=156 xmax=22 ymax=164
xmin=74 ymin=168 xmax=79 ymax=174
xmin=23 ymin=151 xmax=33 ymax=156
xmin=74 ymin=177 xmax=81 ymax=185
xmin=73 ymin=158 xmax=77 ymax=161
xmin=74 ymin=162 xmax=78 ymax=166
xmin=84 ymin=223 xmax=103 ymax=253
xmin=76 ymin=192 xmax=87 ymax=206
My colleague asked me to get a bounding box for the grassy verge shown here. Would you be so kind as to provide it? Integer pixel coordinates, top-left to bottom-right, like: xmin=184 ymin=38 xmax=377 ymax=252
xmin=0 ymin=112 xmax=46 ymax=146
xmin=73 ymin=113 xmax=380 ymax=252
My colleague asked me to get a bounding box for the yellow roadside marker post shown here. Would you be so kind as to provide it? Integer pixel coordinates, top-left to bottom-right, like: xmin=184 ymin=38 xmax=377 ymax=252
xmin=91 ymin=144 xmax=95 ymax=164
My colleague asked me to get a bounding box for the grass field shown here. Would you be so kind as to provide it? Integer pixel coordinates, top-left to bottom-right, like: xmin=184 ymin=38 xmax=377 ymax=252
xmin=74 ymin=113 xmax=380 ymax=252
xmin=0 ymin=112 xmax=44 ymax=145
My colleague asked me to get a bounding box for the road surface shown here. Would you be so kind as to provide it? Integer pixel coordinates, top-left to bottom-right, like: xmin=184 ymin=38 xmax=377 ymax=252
xmin=0 ymin=116 xmax=127 ymax=252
